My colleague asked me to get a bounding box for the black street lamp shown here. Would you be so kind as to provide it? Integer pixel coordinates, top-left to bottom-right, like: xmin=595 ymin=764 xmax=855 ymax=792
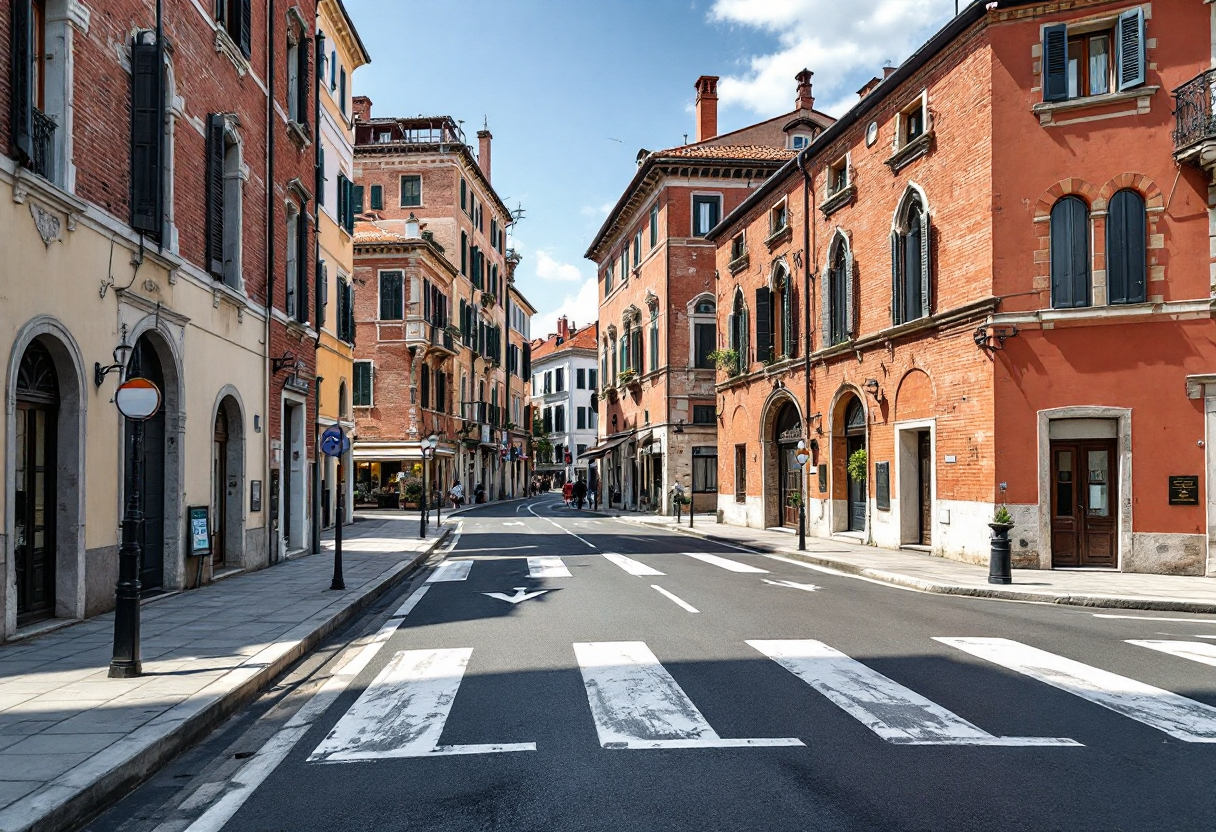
xmin=419 ymin=434 xmax=438 ymax=539
xmin=795 ymin=440 xmax=811 ymax=551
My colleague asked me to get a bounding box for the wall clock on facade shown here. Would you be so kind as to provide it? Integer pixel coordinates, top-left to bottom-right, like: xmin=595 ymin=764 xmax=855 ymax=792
xmin=866 ymin=121 xmax=878 ymax=147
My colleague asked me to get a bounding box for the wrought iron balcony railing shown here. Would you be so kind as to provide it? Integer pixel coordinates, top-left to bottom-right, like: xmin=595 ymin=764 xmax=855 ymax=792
xmin=1173 ymin=69 xmax=1216 ymax=156
xmin=30 ymin=107 xmax=56 ymax=181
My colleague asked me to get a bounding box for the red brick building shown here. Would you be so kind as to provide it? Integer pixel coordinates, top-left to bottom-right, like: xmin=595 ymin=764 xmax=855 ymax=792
xmin=586 ymin=73 xmax=832 ymax=513
xmin=711 ymin=0 xmax=1216 ymax=576
xmin=351 ymin=103 xmax=519 ymax=503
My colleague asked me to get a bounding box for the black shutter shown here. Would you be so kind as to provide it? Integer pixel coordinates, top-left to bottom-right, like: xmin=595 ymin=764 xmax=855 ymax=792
xmin=297 ymin=212 xmax=309 ymax=323
xmin=205 ymin=114 xmax=226 ymax=277
xmin=523 ymin=342 xmax=531 ymax=378
xmin=421 ymin=365 xmax=430 ymax=409
xmin=297 ymin=37 xmax=310 ymax=130
xmin=239 ymin=0 xmax=252 ymax=59
xmin=346 ymin=281 xmax=356 ymax=345
xmin=316 ymin=261 xmax=327 ymax=329
xmin=786 ymin=284 xmax=798 ymax=358
xmin=353 ymin=184 xmax=364 ymax=216
xmin=1043 ymin=24 xmax=1068 ymax=103
xmin=130 ymin=35 xmax=164 ymax=239
xmin=11 ymin=0 xmax=33 ymax=158
xmin=1050 ymin=197 xmax=1089 ymax=309
xmin=754 ymin=287 xmax=772 ymax=363
xmin=1107 ymin=190 xmax=1146 ymax=305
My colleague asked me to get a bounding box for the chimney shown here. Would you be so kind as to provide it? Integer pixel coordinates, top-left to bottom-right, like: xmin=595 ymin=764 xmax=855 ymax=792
xmin=795 ymin=69 xmax=814 ymax=111
xmin=694 ymin=76 xmax=719 ymax=143
xmin=352 ymin=96 xmax=372 ymax=122
xmin=557 ymin=316 xmax=570 ymax=341
xmin=883 ymin=65 xmax=897 ymax=79
xmin=857 ymin=77 xmax=882 ymax=99
xmin=477 ymin=129 xmax=493 ymax=182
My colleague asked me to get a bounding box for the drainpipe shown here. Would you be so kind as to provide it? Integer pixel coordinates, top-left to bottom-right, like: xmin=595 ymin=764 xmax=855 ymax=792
xmin=265 ymin=0 xmax=278 ymax=566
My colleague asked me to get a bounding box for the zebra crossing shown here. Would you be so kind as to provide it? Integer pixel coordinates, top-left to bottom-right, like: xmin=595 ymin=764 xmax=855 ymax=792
xmin=415 ymin=551 xmax=769 ymax=584
xmin=306 ymin=636 xmax=1216 ymax=763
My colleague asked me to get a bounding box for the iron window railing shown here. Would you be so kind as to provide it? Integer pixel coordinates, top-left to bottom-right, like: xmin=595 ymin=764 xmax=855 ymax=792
xmin=1173 ymin=69 xmax=1216 ymax=153
xmin=30 ymin=107 xmax=56 ymax=181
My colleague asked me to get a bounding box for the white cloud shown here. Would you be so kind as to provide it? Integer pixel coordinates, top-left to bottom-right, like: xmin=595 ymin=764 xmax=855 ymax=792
xmin=534 ymin=250 xmax=584 ymax=283
xmin=709 ymin=0 xmax=951 ymax=118
xmin=533 ymin=277 xmax=599 ymax=337
xmin=579 ymin=201 xmax=616 ymax=218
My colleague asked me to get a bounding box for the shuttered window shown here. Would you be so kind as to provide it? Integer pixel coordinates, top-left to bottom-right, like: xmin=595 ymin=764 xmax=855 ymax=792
xmin=892 ymin=192 xmax=930 ymax=325
xmin=400 ymin=175 xmax=421 ymax=207
xmin=1106 ymin=189 xmax=1147 ymax=305
xmin=692 ymin=195 xmax=721 ymax=237
xmin=205 ymin=114 xmax=226 ymax=277
xmin=295 ymin=209 xmax=309 ymax=323
xmin=825 ymin=238 xmax=851 ymax=347
xmin=370 ymin=184 xmax=384 ymax=210
xmin=1050 ymin=196 xmax=1091 ymax=309
xmin=755 ymin=287 xmax=773 ymax=364
xmin=650 ymin=202 xmax=660 ymax=248
xmin=316 ymin=261 xmax=327 ymax=329
xmin=353 ymin=361 xmax=373 ymax=407
xmin=420 ymin=365 xmax=430 ymax=410
xmin=379 ymin=271 xmax=404 ymax=320
xmin=1043 ymin=11 xmax=1143 ymax=104
xmin=130 ymin=32 xmax=164 ymax=239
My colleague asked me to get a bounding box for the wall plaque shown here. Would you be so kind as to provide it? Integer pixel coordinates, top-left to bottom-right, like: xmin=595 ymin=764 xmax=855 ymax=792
xmin=817 ymin=464 xmax=827 ymax=493
xmin=250 ymin=480 xmax=263 ymax=512
xmin=875 ymin=462 xmax=891 ymax=511
xmin=1168 ymin=476 xmax=1200 ymax=506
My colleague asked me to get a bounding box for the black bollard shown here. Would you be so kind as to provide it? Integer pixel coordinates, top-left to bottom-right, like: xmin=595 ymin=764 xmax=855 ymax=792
xmin=988 ymin=523 xmax=1012 ymax=584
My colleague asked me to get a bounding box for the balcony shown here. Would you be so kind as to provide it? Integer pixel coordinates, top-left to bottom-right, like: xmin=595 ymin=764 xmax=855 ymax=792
xmin=29 ymin=107 xmax=56 ymax=181
xmin=428 ymin=323 xmax=457 ymax=356
xmin=1173 ymin=70 xmax=1216 ymax=168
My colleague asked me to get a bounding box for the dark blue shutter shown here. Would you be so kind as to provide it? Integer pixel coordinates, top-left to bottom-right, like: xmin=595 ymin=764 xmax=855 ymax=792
xmin=130 ymin=35 xmax=164 ymax=239
xmin=205 ymin=114 xmax=226 ymax=277
xmin=339 ymin=68 xmax=346 ymax=114
xmin=352 ymin=184 xmax=363 ymax=220
xmin=11 ymin=0 xmax=33 ymax=159
xmin=1107 ymin=190 xmax=1146 ymax=305
xmin=315 ymin=33 xmax=326 ymax=79
xmin=238 ymin=0 xmax=252 ymax=58
xmin=1043 ymin=24 xmax=1068 ymax=102
xmin=755 ymin=287 xmax=772 ymax=363
xmin=1116 ymin=8 xmax=1146 ymax=91
xmin=1050 ymin=196 xmax=1090 ymax=309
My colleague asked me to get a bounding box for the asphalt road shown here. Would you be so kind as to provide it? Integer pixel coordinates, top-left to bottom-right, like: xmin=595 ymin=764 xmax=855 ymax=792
xmin=85 ymin=495 xmax=1216 ymax=831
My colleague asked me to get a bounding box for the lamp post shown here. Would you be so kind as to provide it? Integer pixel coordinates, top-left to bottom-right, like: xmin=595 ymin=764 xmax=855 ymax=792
xmin=420 ymin=434 xmax=438 ymax=539
xmin=795 ymin=440 xmax=811 ymax=551
xmin=433 ymin=434 xmax=442 ymax=528
xmin=110 ymin=376 xmax=162 ymax=679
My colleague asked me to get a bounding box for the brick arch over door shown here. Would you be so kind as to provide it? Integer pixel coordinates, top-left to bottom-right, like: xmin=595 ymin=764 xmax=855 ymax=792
xmin=895 ymin=369 xmax=935 ymax=422
xmin=759 ymin=390 xmax=804 ymax=529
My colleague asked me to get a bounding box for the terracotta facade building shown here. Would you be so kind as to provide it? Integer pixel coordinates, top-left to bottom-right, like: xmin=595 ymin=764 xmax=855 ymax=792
xmin=586 ymin=74 xmax=833 ymax=513
xmin=711 ymin=0 xmax=1216 ymax=576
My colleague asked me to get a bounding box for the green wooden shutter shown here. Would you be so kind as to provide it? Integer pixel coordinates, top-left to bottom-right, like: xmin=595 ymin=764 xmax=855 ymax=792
xmin=890 ymin=231 xmax=902 ymax=326
xmin=316 ymin=261 xmax=327 ymax=329
xmin=371 ymin=184 xmax=383 ymax=210
xmin=1043 ymin=24 xmax=1068 ymax=102
xmin=130 ymin=35 xmax=164 ymax=239
xmin=843 ymin=246 xmax=855 ymax=339
xmin=821 ymin=256 xmax=834 ymax=346
xmin=754 ymin=287 xmax=772 ymax=363
xmin=352 ymin=184 xmax=364 ymax=219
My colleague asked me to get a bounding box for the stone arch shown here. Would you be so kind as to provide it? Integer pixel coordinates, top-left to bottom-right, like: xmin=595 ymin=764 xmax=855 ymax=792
xmin=1034 ymin=178 xmax=1100 ymax=221
xmin=4 ymin=317 xmax=88 ymax=636
xmin=892 ymin=181 xmax=933 ymax=231
xmin=768 ymin=258 xmax=790 ymax=291
xmin=211 ymin=386 xmax=246 ymax=572
xmin=828 ymin=385 xmax=869 ymax=533
xmin=759 ymin=388 xmax=804 ymax=529
xmin=1097 ymin=172 xmax=1164 ymax=208
xmin=895 ymin=369 xmax=935 ymax=422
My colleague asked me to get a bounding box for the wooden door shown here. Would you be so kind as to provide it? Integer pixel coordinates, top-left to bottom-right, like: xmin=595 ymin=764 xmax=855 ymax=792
xmin=15 ymin=404 xmax=56 ymax=625
xmin=918 ymin=432 xmax=931 ymax=546
xmin=847 ymin=435 xmax=866 ymax=532
xmin=212 ymin=410 xmax=228 ymax=567
xmin=1051 ymin=440 xmax=1117 ymax=568
xmin=127 ymin=337 xmax=166 ymax=591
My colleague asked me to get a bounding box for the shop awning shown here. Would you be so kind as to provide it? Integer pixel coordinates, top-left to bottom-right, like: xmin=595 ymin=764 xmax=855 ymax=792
xmin=581 ymin=433 xmax=632 ymax=460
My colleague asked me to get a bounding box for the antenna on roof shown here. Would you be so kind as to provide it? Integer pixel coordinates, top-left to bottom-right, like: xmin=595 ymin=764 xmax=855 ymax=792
xmin=483 ymin=115 xmax=489 ymax=130
xmin=511 ymin=202 xmax=526 ymax=223
xmin=683 ymin=133 xmax=689 ymax=144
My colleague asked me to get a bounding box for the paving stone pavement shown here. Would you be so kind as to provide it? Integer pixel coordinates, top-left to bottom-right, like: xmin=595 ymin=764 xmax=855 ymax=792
xmin=0 ymin=516 xmax=448 ymax=832
xmin=612 ymin=512 xmax=1216 ymax=613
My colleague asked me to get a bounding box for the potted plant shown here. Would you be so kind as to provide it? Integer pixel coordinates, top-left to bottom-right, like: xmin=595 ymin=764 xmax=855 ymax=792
xmin=706 ymin=348 xmax=741 ymax=375
xmin=847 ymin=449 xmax=868 ymax=483
xmin=989 ymin=504 xmax=1014 ymax=585
xmin=401 ymin=478 xmax=423 ymax=509
xmin=786 ymin=491 xmax=802 ymax=526
xmin=618 ymin=368 xmax=637 ymax=386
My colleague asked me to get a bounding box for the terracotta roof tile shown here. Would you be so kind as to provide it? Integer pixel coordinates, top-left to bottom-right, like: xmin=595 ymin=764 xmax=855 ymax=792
xmin=656 ymin=144 xmax=797 ymax=162
xmin=531 ymin=323 xmax=599 ymax=360
xmin=353 ymin=221 xmax=406 ymax=244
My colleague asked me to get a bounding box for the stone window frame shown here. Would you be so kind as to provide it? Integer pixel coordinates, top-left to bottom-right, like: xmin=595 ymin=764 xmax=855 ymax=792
xmin=822 ymin=228 xmax=854 ymax=348
xmin=688 ymin=291 xmax=716 ymax=371
xmin=890 ymin=183 xmax=933 ymax=326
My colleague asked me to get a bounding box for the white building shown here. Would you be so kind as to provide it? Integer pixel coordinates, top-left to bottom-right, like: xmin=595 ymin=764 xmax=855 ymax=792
xmin=528 ymin=318 xmax=599 ymax=485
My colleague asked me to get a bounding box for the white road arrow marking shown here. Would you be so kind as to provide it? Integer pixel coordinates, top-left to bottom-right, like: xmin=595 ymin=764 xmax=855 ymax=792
xmin=483 ymin=586 xmax=550 ymax=605
xmin=763 ymin=579 xmax=822 ymax=592
xmin=503 ymin=521 xmax=525 ymax=526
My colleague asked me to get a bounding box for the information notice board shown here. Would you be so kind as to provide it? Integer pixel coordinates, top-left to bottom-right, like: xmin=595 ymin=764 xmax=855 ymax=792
xmin=188 ymin=505 xmax=211 ymax=557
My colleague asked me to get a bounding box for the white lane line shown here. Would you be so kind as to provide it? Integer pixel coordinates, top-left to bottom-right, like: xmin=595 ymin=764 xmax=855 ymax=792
xmin=749 ymin=640 xmax=1077 ymax=747
xmin=528 ymin=502 xmax=597 ymax=549
xmin=309 ymin=647 xmax=535 ymax=762
xmin=573 ymin=641 xmax=802 ymax=750
xmin=1093 ymin=614 xmax=1216 ymax=624
xmin=178 ymin=583 xmax=433 ymax=832
xmin=764 ymin=555 xmax=849 ymax=575
xmin=1128 ymin=640 xmax=1216 ymax=669
xmin=937 ymin=637 xmax=1216 ymax=742
xmin=603 ymin=552 xmax=664 ymax=576
xmin=439 ymin=521 xmax=464 ymax=553
xmin=685 ymin=552 xmax=769 ymax=574
xmin=527 ymin=556 xmax=572 ymax=578
xmin=426 ymin=559 xmax=473 ymax=583
xmin=651 ymin=585 xmax=699 ymax=613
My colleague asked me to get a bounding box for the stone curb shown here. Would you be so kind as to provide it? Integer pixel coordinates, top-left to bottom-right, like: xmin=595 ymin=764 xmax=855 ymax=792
xmin=5 ymin=527 xmax=451 ymax=832
xmin=619 ymin=519 xmax=1216 ymax=615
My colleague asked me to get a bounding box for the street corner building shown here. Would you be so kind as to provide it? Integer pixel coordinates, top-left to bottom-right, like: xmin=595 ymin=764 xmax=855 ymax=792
xmin=587 ymin=71 xmax=834 ymax=515
xmin=0 ymin=0 xmax=358 ymax=642
xmin=350 ymin=103 xmax=533 ymax=506
xmin=709 ymin=0 xmax=1216 ymax=577
xmin=529 ymin=317 xmax=599 ymax=489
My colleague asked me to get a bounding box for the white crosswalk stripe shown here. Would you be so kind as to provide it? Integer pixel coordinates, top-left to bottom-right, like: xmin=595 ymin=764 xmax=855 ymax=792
xmin=749 ymin=639 xmax=1078 ymax=746
xmin=528 ymin=556 xmax=572 ymax=578
xmin=308 ymin=648 xmax=536 ymax=762
xmin=602 ymin=553 xmax=664 ymax=576
xmin=574 ymin=641 xmax=803 ymax=750
xmin=683 ymin=553 xmax=769 ymax=573
xmin=1128 ymin=639 xmax=1216 ymax=669
xmin=938 ymin=637 xmax=1216 ymax=742
xmin=426 ymin=560 xmax=473 ymax=582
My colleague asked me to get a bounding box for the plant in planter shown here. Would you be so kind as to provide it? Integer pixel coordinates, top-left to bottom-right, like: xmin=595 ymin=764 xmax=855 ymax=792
xmin=787 ymin=492 xmax=802 ymax=507
xmin=617 ymin=368 xmax=637 ymax=385
xmin=992 ymin=505 xmax=1013 ymax=526
xmin=706 ymin=348 xmax=741 ymax=374
xmin=847 ymin=448 xmax=868 ymax=483
xmin=401 ymin=478 xmax=424 ymax=507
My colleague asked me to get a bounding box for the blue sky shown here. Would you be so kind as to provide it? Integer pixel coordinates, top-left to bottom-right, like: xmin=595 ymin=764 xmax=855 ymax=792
xmin=345 ymin=0 xmax=959 ymax=336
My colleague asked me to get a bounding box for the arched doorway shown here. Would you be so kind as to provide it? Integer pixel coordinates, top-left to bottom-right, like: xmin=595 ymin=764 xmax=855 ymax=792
xmin=213 ymin=408 xmax=229 ymax=568
xmin=773 ymin=401 xmax=802 ymax=528
xmin=211 ymin=394 xmax=245 ymax=572
xmin=126 ymin=334 xmax=167 ymax=591
xmin=14 ymin=340 xmax=58 ymax=625
xmin=844 ymin=397 xmax=866 ymax=532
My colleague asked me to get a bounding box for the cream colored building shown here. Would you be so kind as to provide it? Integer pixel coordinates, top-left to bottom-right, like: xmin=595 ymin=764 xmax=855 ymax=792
xmin=315 ymin=0 xmax=370 ymax=533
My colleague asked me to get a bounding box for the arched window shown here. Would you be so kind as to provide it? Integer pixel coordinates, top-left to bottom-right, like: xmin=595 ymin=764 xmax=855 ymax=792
xmin=1107 ymin=189 xmax=1147 ymax=305
xmin=760 ymin=263 xmax=796 ymax=362
xmin=608 ymin=329 xmax=618 ymax=384
xmin=891 ymin=190 xmax=930 ymax=324
xmin=824 ymin=233 xmax=852 ymax=347
xmin=338 ymin=381 xmax=349 ymax=420
xmin=648 ymin=302 xmax=660 ymax=373
xmin=689 ymin=295 xmax=715 ymax=369
xmin=728 ymin=288 xmax=748 ymax=375
xmin=1051 ymin=195 xmax=1091 ymax=309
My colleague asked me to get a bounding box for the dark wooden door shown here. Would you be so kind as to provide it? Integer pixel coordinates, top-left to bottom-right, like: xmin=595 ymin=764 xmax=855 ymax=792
xmin=918 ymin=432 xmax=931 ymax=546
xmin=127 ymin=337 xmax=166 ymax=591
xmin=15 ymin=404 xmax=56 ymax=625
xmin=1051 ymin=440 xmax=1117 ymax=568
xmin=847 ymin=435 xmax=866 ymax=532
xmin=283 ymin=408 xmax=294 ymax=548
xmin=780 ymin=445 xmax=800 ymax=527
xmin=212 ymin=409 xmax=227 ymax=567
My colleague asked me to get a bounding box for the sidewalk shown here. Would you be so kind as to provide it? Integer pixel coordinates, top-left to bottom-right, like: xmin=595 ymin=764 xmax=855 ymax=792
xmin=0 ymin=516 xmax=449 ymax=832
xmin=618 ymin=514 xmax=1216 ymax=615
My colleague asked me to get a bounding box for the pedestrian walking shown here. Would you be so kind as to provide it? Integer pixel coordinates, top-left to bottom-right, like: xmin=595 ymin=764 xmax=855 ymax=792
xmin=562 ymin=480 xmax=574 ymax=507
xmin=448 ymin=479 xmax=464 ymax=508
xmin=573 ymin=477 xmax=587 ymax=510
